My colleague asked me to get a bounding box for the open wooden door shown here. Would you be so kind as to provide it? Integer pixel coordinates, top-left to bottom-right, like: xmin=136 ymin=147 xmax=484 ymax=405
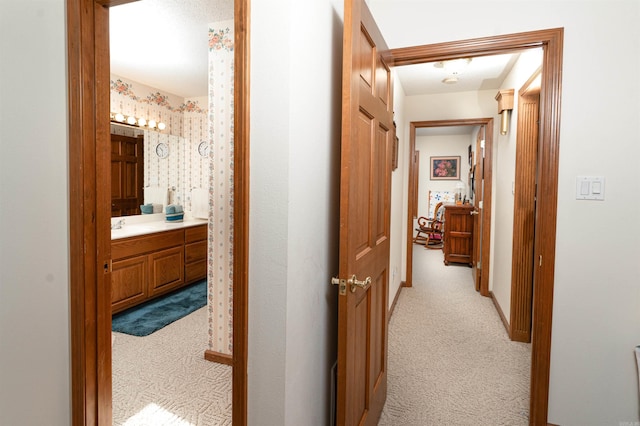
xmin=334 ymin=0 xmax=393 ymax=424
xmin=471 ymin=126 xmax=484 ymax=291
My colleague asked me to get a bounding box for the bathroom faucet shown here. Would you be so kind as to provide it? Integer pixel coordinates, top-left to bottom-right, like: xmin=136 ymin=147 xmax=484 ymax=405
xmin=111 ymin=219 xmax=125 ymax=230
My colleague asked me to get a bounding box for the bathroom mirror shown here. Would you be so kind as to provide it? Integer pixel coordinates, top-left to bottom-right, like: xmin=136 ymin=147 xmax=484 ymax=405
xmin=111 ymin=123 xmax=191 ymax=218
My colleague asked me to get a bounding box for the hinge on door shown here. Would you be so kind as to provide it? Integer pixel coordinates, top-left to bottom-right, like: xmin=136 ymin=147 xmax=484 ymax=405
xmin=331 ymin=277 xmax=347 ymax=296
xmin=477 ymin=261 xmax=481 ymax=270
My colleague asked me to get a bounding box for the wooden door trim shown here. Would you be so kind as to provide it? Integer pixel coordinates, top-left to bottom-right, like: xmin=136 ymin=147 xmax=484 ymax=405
xmin=67 ymin=0 xmax=250 ymax=424
xmin=394 ymin=28 xmax=563 ymax=425
xmin=405 ymin=118 xmax=493 ymax=298
xmin=232 ymin=0 xmax=250 ymax=423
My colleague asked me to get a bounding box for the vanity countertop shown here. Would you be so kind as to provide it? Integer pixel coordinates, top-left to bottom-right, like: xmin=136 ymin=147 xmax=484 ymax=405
xmin=111 ymin=214 xmax=207 ymax=240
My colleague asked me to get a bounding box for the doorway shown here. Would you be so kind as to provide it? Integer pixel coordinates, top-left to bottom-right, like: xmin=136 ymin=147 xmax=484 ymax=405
xmin=392 ymin=28 xmax=563 ymax=424
xmin=66 ymin=0 xmax=249 ymax=424
xmin=406 ymin=118 xmax=493 ymax=296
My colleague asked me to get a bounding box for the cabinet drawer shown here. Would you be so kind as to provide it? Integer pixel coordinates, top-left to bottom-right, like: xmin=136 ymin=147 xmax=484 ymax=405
xmin=185 ymin=224 xmax=207 ymax=243
xmin=185 ymin=240 xmax=207 ymax=264
xmin=112 ymin=229 xmax=184 ymax=260
xmin=186 ymin=260 xmax=207 ymax=284
xmin=148 ymin=246 xmax=184 ymax=297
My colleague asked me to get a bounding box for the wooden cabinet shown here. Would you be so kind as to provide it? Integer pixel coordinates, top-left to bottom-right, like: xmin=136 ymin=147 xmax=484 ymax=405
xmin=148 ymin=245 xmax=185 ymax=297
xmin=111 ymin=255 xmax=148 ymax=313
xmin=184 ymin=225 xmax=208 ymax=284
xmin=443 ymin=204 xmax=474 ymax=266
xmin=111 ymin=224 xmax=207 ymax=313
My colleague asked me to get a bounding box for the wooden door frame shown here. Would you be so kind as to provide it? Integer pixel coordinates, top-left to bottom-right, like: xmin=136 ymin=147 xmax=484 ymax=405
xmin=67 ymin=0 xmax=250 ymax=424
xmin=392 ymin=28 xmax=563 ymax=425
xmin=405 ymin=118 xmax=493 ymax=299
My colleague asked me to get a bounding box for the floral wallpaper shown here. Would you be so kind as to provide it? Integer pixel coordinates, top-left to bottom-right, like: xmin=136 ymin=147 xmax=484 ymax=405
xmin=207 ymin=20 xmax=234 ymax=357
xmin=110 ymin=75 xmax=210 ymax=211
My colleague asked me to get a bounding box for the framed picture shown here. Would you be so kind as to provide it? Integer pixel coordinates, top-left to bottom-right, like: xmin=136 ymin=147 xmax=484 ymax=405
xmin=430 ymin=156 xmax=460 ymax=180
xmin=392 ymin=136 xmax=399 ymax=171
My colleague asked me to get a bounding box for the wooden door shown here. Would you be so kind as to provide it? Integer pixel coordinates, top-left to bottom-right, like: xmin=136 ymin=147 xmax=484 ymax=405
xmin=443 ymin=204 xmax=474 ymax=266
xmin=471 ymin=126 xmax=484 ymax=291
xmin=336 ymin=0 xmax=393 ymax=424
xmin=111 ymin=133 xmax=144 ymax=217
xmin=510 ymin=84 xmax=540 ymax=343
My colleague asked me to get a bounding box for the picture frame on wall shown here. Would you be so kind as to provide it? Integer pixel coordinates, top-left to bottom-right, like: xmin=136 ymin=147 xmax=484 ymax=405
xmin=430 ymin=156 xmax=460 ymax=180
xmin=392 ymin=136 xmax=399 ymax=171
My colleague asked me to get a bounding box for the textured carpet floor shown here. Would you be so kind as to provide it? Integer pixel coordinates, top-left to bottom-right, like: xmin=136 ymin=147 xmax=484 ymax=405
xmin=379 ymin=248 xmax=531 ymax=426
xmin=112 ymin=307 xmax=232 ymax=426
xmin=112 ymin=280 xmax=207 ymax=336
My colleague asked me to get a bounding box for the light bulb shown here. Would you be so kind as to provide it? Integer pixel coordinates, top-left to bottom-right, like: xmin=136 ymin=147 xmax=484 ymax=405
xmin=138 ymin=117 xmax=147 ymax=127
xmin=126 ymin=115 xmax=137 ymax=125
xmin=157 ymin=122 xmax=166 ymax=131
xmin=115 ymin=113 xmax=125 ymax=122
xmin=148 ymin=120 xmax=157 ymax=129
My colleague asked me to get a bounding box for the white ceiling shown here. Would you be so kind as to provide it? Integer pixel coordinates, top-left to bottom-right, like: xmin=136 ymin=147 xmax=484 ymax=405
xmin=110 ymin=0 xmax=519 ymax=137
xmin=110 ymin=0 xmax=233 ymax=98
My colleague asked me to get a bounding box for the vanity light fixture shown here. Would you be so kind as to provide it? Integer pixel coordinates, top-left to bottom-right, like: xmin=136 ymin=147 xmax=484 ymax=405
xmin=495 ymin=89 xmax=514 ymax=135
xmin=110 ymin=112 xmax=166 ymax=131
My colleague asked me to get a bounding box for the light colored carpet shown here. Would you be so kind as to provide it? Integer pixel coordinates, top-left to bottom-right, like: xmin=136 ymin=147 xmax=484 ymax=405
xmin=112 ymin=307 xmax=232 ymax=426
xmin=379 ymin=248 xmax=531 ymax=426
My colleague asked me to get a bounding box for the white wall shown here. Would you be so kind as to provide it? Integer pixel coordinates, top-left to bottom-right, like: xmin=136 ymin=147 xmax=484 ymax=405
xmin=389 ymin=74 xmax=407 ymax=305
xmin=490 ymin=48 xmax=543 ymax=322
xmin=250 ymin=0 xmax=343 ymax=424
xmin=0 ymin=1 xmax=71 ymax=424
xmin=370 ymin=1 xmax=640 ymax=424
xmin=415 ymin=134 xmax=471 ymax=217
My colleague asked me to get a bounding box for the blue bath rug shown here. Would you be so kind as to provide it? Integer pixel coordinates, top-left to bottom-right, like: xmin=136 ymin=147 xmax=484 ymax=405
xmin=112 ymin=280 xmax=207 ymax=337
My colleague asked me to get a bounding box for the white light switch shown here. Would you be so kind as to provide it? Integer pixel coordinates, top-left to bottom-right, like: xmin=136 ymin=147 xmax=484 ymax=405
xmin=576 ymin=176 xmax=605 ymax=200
xmin=580 ymin=181 xmax=590 ymax=195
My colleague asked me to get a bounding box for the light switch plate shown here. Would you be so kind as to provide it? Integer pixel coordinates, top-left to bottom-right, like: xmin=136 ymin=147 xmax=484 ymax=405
xmin=576 ymin=176 xmax=605 ymax=200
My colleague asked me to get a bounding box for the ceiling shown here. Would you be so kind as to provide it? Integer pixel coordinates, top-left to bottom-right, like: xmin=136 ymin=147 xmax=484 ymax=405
xmin=109 ymin=0 xmax=519 ymax=136
xmin=110 ymin=0 xmax=233 ymax=98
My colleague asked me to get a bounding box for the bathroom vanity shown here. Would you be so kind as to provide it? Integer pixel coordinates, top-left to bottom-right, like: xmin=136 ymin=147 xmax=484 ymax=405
xmin=111 ymin=218 xmax=207 ymax=314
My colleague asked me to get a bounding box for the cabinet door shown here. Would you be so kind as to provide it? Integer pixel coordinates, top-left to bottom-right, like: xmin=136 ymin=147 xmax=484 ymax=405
xmin=148 ymin=245 xmax=184 ymax=297
xmin=111 ymin=255 xmax=148 ymax=313
xmin=444 ymin=206 xmax=474 ymax=266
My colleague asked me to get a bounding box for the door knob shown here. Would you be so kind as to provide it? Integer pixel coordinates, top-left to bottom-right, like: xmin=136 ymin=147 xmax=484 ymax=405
xmin=470 ymin=211 xmax=479 ymax=215
xmin=348 ymin=275 xmax=371 ymax=293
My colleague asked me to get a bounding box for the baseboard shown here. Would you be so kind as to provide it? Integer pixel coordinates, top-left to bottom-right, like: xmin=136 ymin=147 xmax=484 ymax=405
xmin=489 ymin=291 xmax=511 ymax=338
xmin=204 ymin=349 xmax=233 ymax=366
xmin=388 ymin=281 xmax=405 ymax=322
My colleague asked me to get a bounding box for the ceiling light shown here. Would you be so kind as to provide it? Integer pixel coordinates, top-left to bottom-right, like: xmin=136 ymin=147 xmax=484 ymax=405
xmin=434 ymin=58 xmax=472 ymax=75
xmin=442 ymin=76 xmax=459 ymax=84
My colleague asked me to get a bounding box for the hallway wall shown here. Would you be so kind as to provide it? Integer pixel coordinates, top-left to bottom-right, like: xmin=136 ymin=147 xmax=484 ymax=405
xmin=249 ymin=0 xmax=343 ymax=424
xmin=0 ymin=1 xmax=70 ymax=424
